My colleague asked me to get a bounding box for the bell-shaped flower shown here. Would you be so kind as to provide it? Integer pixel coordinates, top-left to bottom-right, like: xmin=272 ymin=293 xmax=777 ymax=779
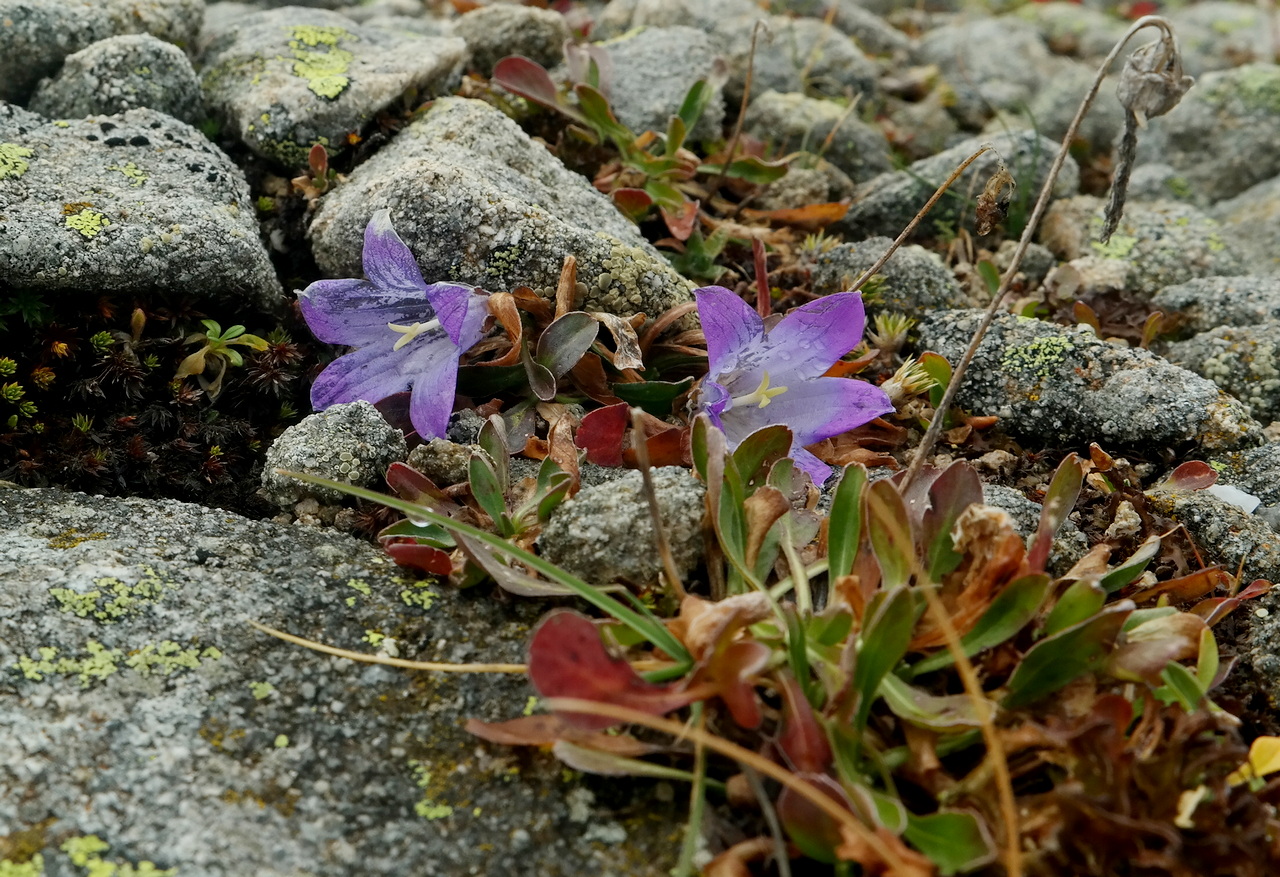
xmin=298 ymin=209 xmax=490 ymax=439
xmin=692 ymin=286 xmax=893 ymax=483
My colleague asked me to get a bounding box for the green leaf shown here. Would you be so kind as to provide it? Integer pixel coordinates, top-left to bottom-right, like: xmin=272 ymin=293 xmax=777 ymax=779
xmin=664 ymin=114 xmax=687 ymax=158
xmin=1028 ymin=453 xmax=1084 ymax=572
xmin=1197 ymin=627 xmax=1220 ymax=693
xmin=276 ymin=470 xmax=691 ymax=664
xmin=904 ymin=811 xmax=996 ymax=876
xmin=1100 ymin=534 xmax=1161 ymax=594
xmin=1156 ymin=661 xmax=1205 ymax=710
xmin=909 ymin=573 xmax=1051 ymax=677
xmin=1044 ymin=578 xmax=1105 ymax=637
xmin=866 ymin=479 xmax=917 ymax=589
xmin=827 ymin=463 xmax=867 ymax=584
xmin=676 ymin=79 xmax=711 ymax=142
xmin=879 ymin=673 xmax=989 ymax=731
xmin=469 ymin=453 xmax=514 ymax=537
xmin=377 ymin=517 xmax=454 ymax=548
xmin=642 ymin=178 xmax=688 ymax=210
xmin=537 ymin=312 xmax=600 ymax=378
xmin=975 ymin=259 xmax=1002 ymax=296
xmin=574 ymin=83 xmax=633 ymax=147
xmin=1003 ymin=602 xmax=1133 ymax=710
xmin=851 ymin=585 xmax=916 ymax=735
xmin=610 ymin=377 xmax=694 ymax=417
xmin=920 ymin=462 xmax=982 ymax=581
xmin=698 ymin=156 xmax=789 ymax=184
xmin=919 ymin=351 xmax=952 ymax=409
xmin=731 ymin=425 xmax=793 ymax=490
xmin=477 ymin=416 xmax=509 ymax=490
xmin=521 ymin=340 xmax=558 ymax=401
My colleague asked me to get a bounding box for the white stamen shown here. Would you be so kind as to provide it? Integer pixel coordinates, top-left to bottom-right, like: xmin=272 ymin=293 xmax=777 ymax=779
xmin=388 ymin=317 xmax=443 ymax=351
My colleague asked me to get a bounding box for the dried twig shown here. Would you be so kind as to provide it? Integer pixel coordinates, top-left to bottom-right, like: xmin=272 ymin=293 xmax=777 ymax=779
xmin=630 ymin=406 xmax=688 ymax=599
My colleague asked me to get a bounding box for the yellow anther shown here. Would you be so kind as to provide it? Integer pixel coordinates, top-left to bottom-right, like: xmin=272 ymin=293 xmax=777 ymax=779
xmin=388 ymin=317 xmax=442 ymax=351
xmin=734 ymin=371 xmax=788 ymax=409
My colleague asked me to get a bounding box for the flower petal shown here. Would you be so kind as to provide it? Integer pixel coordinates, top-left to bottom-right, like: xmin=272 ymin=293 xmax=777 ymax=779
xmin=363 ymin=209 xmax=431 ymax=300
xmin=790 ymin=447 xmax=836 ymax=485
xmin=408 ymin=347 xmax=462 ymax=439
xmin=427 ymin=284 xmax=490 ymax=349
xmin=721 ymin=376 xmax=892 ymax=449
xmin=754 ymin=292 xmax=865 ymax=381
xmin=310 ymin=342 xmax=411 ymax=411
xmin=299 ymin=278 xmax=431 ymax=346
xmin=695 ymin=286 xmax=763 ymax=374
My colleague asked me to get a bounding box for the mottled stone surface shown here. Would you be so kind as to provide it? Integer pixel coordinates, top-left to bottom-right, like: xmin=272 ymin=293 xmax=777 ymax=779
xmin=744 ymin=90 xmax=891 ymax=184
xmin=0 ymin=486 xmax=684 ymax=876
xmin=914 ymin=310 xmax=1263 ymax=452
xmin=810 ymin=235 xmax=966 ymax=316
xmin=1152 ymin=276 xmax=1280 ymax=332
xmin=199 ymin=6 xmax=467 ymax=166
xmin=0 ymin=103 xmax=283 ymax=311
xmin=308 ymin=97 xmax=694 ymax=319
xmin=598 ymin=25 xmax=725 ymax=143
xmin=453 ymin=4 xmax=568 ymax=76
xmin=1165 ymin=326 xmax=1280 ymax=425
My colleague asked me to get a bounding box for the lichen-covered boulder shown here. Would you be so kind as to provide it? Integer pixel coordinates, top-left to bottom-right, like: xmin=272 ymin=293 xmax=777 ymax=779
xmin=744 ymin=90 xmax=892 ymax=184
xmin=917 ymin=15 xmax=1051 ymax=127
xmin=30 ymin=33 xmax=205 ymax=124
xmin=0 ymin=103 xmax=283 ymax=311
xmin=914 ymin=310 xmax=1263 ymax=451
xmin=1165 ymin=325 xmax=1280 ymax=424
xmin=597 ymin=26 xmax=725 ymax=143
xmin=199 ymin=7 xmax=467 ymax=167
xmin=0 ymin=0 xmax=203 ymax=103
xmin=452 ymin=4 xmax=569 ymax=76
xmin=260 ymin=400 xmax=407 ymax=510
xmin=308 ymin=97 xmax=695 ymax=319
xmin=1152 ymin=275 xmax=1280 ymax=332
xmin=538 ymin=467 xmax=705 ymax=585
xmin=0 ymin=486 xmax=684 ymax=876
xmin=809 ymin=236 xmax=966 ymax=315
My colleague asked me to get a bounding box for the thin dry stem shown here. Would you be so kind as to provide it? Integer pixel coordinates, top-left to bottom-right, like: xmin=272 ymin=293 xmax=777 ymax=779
xmin=847 ymin=146 xmax=994 ymax=295
xmin=630 ymin=406 xmax=688 ymax=599
xmin=542 ymin=697 xmax=915 ymax=873
xmin=919 ymin=587 xmax=1021 ymax=876
xmin=249 ymin=621 xmax=527 ymax=673
xmin=902 ymin=15 xmax=1179 ymax=493
xmin=706 ymin=20 xmax=763 ymax=200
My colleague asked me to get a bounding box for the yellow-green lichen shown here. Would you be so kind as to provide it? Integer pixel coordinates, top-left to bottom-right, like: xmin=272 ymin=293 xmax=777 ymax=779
xmin=522 ymin=695 xmax=538 ymax=716
xmin=0 ymin=854 xmax=44 ymax=876
xmin=1208 ymin=233 xmax=1227 ymax=252
xmin=46 ymin=528 xmax=107 ymax=550
xmin=16 ymin=641 xmax=121 ymax=688
xmin=126 ymin=642 xmax=220 ymax=677
xmin=400 ymin=583 xmax=438 ymax=610
xmin=1206 ymin=65 xmax=1280 ymax=114
xmin=48 ymin=567 xmax=172 ymax=622
xmin=0 ymin=143 xmax=33 ymax=180
xmin=1166 ymin=176 xmax=1193 ymax=199
xmin=274 ymin=734 xmax=289 ymax=748
xmin=1091 ymin=233 xmax=1138 ymax=260
xmin=61 ymin=835 xmax=176 ymax=877
xmin=108 ymin=162 xmax=147 ymax=187
xmin=249 ymin=681 xmax=275 ymax=700
xmin=286 ymin=25 xmax=356 ymax=100
xmin=346 ymin=578 xmax=371 ymax=596
xmin=1000 ymin=333 xmax=1075 ymax=379
xmin=409 ymin=760 xmax=454 ymax=820
xmin=362 ymin=630 xmax=385 ymax=646
xmin=64 ymin=207 xmax=109 ymax=238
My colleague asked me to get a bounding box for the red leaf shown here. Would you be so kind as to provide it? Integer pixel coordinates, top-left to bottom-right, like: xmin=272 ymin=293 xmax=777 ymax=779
xmin=383 ymin=541 xmax=453 ymax=575
xmin=385 ymin=461 xmax=447 ymax=504
xmin=1163 ymin=460 xmax=1219 ymax=491
xmin=777 ymin=671 xmax=832 ymax=773
xmin=527 ymin=609 xmax=700 ymax=729
xmin=492 ymin=55 xmax=564 ymax=113
xmin=660 ymin=199 xmax=699 ymax=241
xmin=464 ymin=714 xmax=662 ymax=756
xmin=611 ymin=187 xmax=654 ymax=222
xmin=575 ymin=402 xmax=629 ymax=466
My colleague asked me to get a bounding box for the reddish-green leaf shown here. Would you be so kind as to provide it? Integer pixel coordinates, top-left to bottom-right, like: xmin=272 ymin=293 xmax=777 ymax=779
xmin=383 ymin=542 xmax=452 ymax=575
xmin=909 ymin=573 xmax=1051 ymax=677
xmin=1161 ymin=460 xmax=1219 ymax=491
xmin=851 ymin=585 xmax=916 ymax=735
xmin=866 ymin=479 xmax=917 ymax=588
xmin=528 ymin=610 xmax=699 ymax=729
xmin=1003 ymin=601 xmax=1133 ymax=709
xmin=920 ymin=461 xmax=983 ymax=580
xmin=537 ymin=311 xmax=600 ymax=379
xmin=575 ymin=403 xmax=629 ymax=466
xmin=777 ymin=671 xmax=832 ymax=773
xmin=610 ymin=187 xmax=653 ymax=222
xmin=1100 ymin=534 xmax=1161 ymax=594
xmin=1029 ymin=453 xmax=1084 ymax=573
xmin=777 ymin=774 xmax=854 ymax=864
xmin=492 ymin=55 xmax=579 ymax=119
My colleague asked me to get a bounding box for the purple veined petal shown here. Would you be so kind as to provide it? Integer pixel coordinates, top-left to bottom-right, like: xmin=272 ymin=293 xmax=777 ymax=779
xmin=753 ymin=291 xmax=866 ymax=381
xmin=426 ymin=284 xmax=490 ymax=349
xmin=310 ymin=342 xmax=412 ymax=411
xmin=692 ymin=379 xmax=730 ymax=432
xmin=362 ymin=209 xmax=432 ymax=301
xmin=407 ymin=347 xmax=464 ymax=439
xmin=720 ymin=375 xmax=892 ymax=449
xmin=695 ymin=286 xmax=764 ymax=375
xmin=790 ymin=447 xmax=835 ymax=485
xmin=299 ymin=277 xmax=433 ymax=346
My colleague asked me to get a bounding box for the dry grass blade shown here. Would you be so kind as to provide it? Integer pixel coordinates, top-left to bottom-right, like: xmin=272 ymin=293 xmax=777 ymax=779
xmin=630 ymin=406 xmax=689 ymax=599
xmin=249 ymin=620 xmax=527 ymax=673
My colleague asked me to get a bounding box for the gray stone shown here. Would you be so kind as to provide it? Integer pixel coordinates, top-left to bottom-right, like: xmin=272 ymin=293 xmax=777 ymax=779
xmin=809 ymin=235 xmax=966 ymax=316
xmin=598 ymin=26 xmax=725 ymax=143
xmin=1145 ymin=485 xmax=1280 ymax=586
xmin=1135 ymin=64 xmax=1280 ymax=206
xmin=1209 ymin=442 xmax=1280 ymax=506
xmin=838 ymin=131 xmax=1077 ymax=242
xmin=0 ymin=486 xmax=683 ymax=876
xmin=743 ymin=90 xmax=892 ymax=184
xmin=1152 ymin=276 xmax=1280 ymax=333
xmin=1166 ymin=1 xmax=1270 ymax=76
xmin=987 ymin=61 xmax=1124 ymax=159
xmin=880 ymin=89 xmax=960 ymax=162
xmin=592 ymin=0 xmax=759 ymax=41
xmin=982 ymin=482 xmax=1088 ymax=573
xmin=719 ymin=16 xmax=879 ymax=107
xmin=1209 ymin=175 xmax=1280 ymax=275
xmin=1165 ymin=326 xmax=1280 ymax=425
xmin=913 ymin=310 xmax=1263 ymax=451
xmin=261 ymin=401 xmax=407 ymax=508
xmin=0 ymin=104 xmax=283 ymax=311
xmin=0 ymin=0 xmax=203 ymax=103
xmin=1016 ymin=1 xmax=1129 ymax=61
xmin=308 ymin=97 xmax=695 ymax=320
xmin=538 ymin=467 xmax=705 ymax=585
xmin=338 ymin=0 xmax=427 ymax=22
xmin=29 ymin=34 xmax=205 ymax=125
xmin=405 ymin=437 xmax=473 ymax=487
xmin=453 ymin=5 xmax=569 ymax=76
xmin=1038 ymin=196 xmax=1243 ymax=297
xmin=918 ymin=15 xmax=1050 ymax=128
xmin=199 ymin=7 xmax=467 ymax=167
xmin=753 ymin=162 xmax=850 ymax=211
xmin=826 ymin=0 xmax=913 ymax=58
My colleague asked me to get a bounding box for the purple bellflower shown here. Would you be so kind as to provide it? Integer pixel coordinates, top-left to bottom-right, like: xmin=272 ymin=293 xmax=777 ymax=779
xmin=299 ymin=209 xmax=490 ymax=439
xmin=692 ymin=285 xmax=893 ymax=483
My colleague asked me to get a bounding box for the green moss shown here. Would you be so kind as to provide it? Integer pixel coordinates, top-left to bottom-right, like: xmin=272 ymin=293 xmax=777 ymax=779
xmin=1091 ymin=233 xmax=1138 ymax=260
xmin=0 ymin=143 xmax=33 ymax=180
xmin=1000 ymin=333 xmax=1075 ymax=379
xmin=64 ymin=207 xmax=109 ymax=238
xmin=286 ymin=25 xmax=356 ymax=100
xmin=0 ymin=854 xmax=44 ymax=876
